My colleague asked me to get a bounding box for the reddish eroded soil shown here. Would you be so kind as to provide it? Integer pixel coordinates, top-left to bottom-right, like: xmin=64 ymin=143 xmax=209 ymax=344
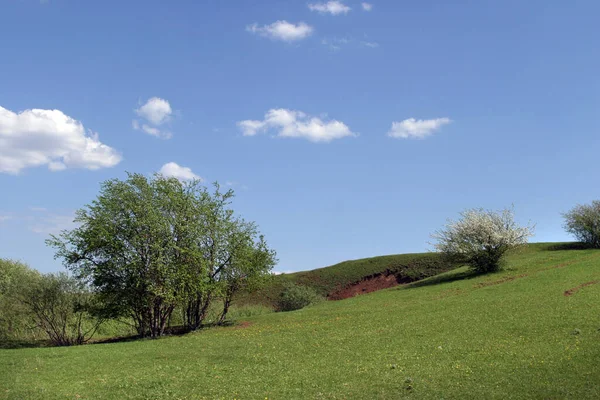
xmin=235 ymin=321 xmax=253 ymax=329
xmin=328 ymin=271 xmax=409 ymax=300
xmin=564 ymin=281 xmax=600 ymax=297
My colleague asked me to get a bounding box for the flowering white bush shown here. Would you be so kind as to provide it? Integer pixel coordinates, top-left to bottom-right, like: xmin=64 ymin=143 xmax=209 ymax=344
xmin=432 ymin=207 xmax=534 ymax=273
xmin=563 ymin=201 xmax=600 ymax=248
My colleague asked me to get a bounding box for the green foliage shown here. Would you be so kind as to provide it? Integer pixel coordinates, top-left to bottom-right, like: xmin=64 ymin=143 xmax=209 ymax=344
xmin=3 ymin=243 xmax=600 ymax=399
xmin=277 ymin=284 xmax=322 ymax=311
xmin=47 ymin=173 xmax=208 ymax=337
xmin=182 ymin=183 xmax=277 ymax=329
xmin=1 ymin=260 xmax=104 ymax=346
xmin=563 ymin=200 xmax=600 ymax=248
xmin=0 ymin=259 xmax=41 ymax=340
xmin=47 ymin=173 xmax=276 ymax=338
xmin=20 ymin=273 xmax=103 ymax=346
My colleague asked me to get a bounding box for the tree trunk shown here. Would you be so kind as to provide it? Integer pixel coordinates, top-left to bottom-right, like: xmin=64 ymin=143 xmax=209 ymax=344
xmin=217 ymin=295 xmax=232 ymax=325
xmin=198 ymin=292 xmax=212 ymax=326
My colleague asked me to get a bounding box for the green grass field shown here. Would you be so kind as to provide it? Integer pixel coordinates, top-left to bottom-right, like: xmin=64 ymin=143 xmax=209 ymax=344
xmin=2 ymin=243 xmax=599 ymax=399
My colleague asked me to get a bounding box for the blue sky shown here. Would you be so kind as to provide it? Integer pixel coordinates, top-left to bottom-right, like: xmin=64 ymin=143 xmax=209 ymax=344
xmin=1 ymin=0 xmax=599 ymax=273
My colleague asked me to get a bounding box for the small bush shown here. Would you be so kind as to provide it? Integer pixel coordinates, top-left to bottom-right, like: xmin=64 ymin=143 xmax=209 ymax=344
xmin=432 ymin=207 xmax=534 ymax=273
xmin=0 ymin=259 xmax=41 ymax=340
xmin=21 ymin=273 xmax=104 ymax=346
xmin=277 ymin=284 xmax=322 ymax=312
xmin=563 ymin=201 xmax=600 ymax=248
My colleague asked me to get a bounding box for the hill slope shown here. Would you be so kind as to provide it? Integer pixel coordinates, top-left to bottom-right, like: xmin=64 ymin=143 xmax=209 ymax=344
xmin=2 ymin=243 xmax=600 ymax=399
xmin=238 ymin=252 xmax=457 ymax=306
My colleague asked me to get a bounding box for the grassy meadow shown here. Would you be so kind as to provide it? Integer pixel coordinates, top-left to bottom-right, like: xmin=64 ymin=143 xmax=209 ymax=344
xmin=1 ymin=243 xmax=600 ymax=399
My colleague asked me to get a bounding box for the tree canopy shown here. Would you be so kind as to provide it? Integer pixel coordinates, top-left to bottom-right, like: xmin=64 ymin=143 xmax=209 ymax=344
xmin=48 ymin=173 xmax=276 ymax=338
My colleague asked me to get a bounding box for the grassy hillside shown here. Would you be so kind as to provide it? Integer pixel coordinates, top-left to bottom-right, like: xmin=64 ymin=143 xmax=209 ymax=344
xmin=238 ymin=252 xmax=456 ymax=306
xmin=2 ymin=243 xmax=600 ymax=399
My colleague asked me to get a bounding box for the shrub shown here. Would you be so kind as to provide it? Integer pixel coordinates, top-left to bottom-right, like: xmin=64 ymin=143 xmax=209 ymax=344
xmin=277 ymin=284 xmax=322 ymax=312
xmin=432 ymin=207 xmax=534 ymax=273
xmin=563 ymin=201 xmax=600 ymax=248
xmin=20 ymin=273 xmax=104 ymax=346
xmin=0 ymin=259 xmax=41 ymax=340
xmin=1 ymin=260 xmax=104 ymax=346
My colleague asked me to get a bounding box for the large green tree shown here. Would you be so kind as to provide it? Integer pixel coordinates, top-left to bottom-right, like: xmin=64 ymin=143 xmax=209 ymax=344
xmin=49 ymin=173 xmax=276 ymax=338
xmin=48 ymin=173 xmax=208 ymax=337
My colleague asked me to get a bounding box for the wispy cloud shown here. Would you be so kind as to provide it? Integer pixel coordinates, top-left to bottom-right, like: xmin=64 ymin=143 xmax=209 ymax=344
xmin=247 ymin=21 xmax=313 ymax=42
xmin=321 ymin=37 xmax=350 ymax=51
xmin=28 ymin=212 xmax=77 ymax=235
xmin=360 ymin=41 xmax=379 ymax=48
xmin=361 ymin=2 xmax=373 ymax=11
xmin=308 ymin=1 xmax=351 ymax=15
xmin=387 ymin=118 xmax=452 ymax=139
xmin=321 ymin=37 xmax=378 ymax=51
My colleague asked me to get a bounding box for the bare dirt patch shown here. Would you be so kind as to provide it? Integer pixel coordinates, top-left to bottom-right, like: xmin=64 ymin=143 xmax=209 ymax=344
xmin=564 ymin=281 xmax=600 ymax=297
xmin=548 ymin=262 xmax=575 ymax=269
xmin=235 ymin=321 xmax=253 ymax=329
xmin=328 ymin=271 xmax=410 ymax=300
xmin=474 ymin=274 xmax=528 ymax=289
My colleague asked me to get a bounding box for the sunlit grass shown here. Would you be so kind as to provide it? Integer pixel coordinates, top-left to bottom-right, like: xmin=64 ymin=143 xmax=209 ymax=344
xmin=1 ymin=243 xmax=599 ymax=399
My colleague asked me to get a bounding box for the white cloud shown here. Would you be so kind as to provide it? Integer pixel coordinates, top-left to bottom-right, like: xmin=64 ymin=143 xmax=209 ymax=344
xmin=159 ymin=162 xmax=202 ymax=181
xmin=247 ymin=21 xmax=313 ymax=42
xmin=135 ymin=97 xmax=172 ymax=125
xmin=387 ymin=118 xmax=452 ymax=139
xmin=0 ymin=215 xmax=12 ymax=223
xmin=361 ymin=2 xmax=373 ymax=11
xmin=237 ymin=108 xmax=356 ymax=143
xmin=309 ymin=1 xmax=351 ymax=15
xmin=0 ymin=105 xmax=122 ymax=174
xmin=133 ymin=97 xmax=174 ymax=139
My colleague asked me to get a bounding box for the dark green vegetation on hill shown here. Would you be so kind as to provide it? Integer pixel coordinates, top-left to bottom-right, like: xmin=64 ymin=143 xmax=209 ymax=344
xmin=2 ymin=243 xmax=600 ymax=399
xmin=238 ymin=252 xmax=457 ymax=307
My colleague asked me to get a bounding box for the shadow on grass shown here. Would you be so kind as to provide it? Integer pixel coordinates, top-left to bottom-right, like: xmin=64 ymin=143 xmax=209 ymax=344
xmin=92 ymin=321 xmax=236 ymax=345
xmin=0 ymin=339 xmax=51 ymax=350
xmin=546 ymin=242 xmax=595 ymax=251
xmin=1 ymin=321 xmax=240 ymax=349
xmin=401 ymin=268 xmax=479 ymax=290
